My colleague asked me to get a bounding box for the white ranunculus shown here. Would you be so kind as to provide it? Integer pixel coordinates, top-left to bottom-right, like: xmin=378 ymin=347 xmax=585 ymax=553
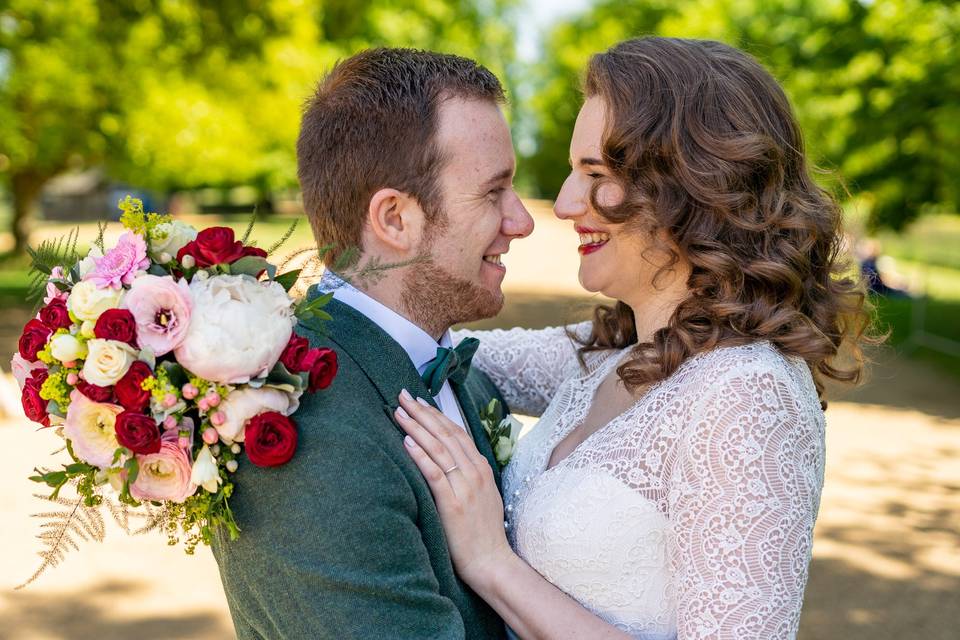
xmin=494 ymin=435 xmax=514 ymax=463
xmin=174 ymin=275 xmax=295 ymax=384
xmin=82 ymin=339 xmax=137 ymax=386
xmin=149 ymin=220 xmax=197 ymax=262
xmin=77 ymin=247 xmax=103 ymax=278
xmin=68 ymin=280 xmax=124 ymax=322
xmin=49 ymin=333 xmax=88 ymax=363
xmin=214 ymin=386 xmax=299 ymax=444
xmin=190 ymin=445 xmax=222 ymax=493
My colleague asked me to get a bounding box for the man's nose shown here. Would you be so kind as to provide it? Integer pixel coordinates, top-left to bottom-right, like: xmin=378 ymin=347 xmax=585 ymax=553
xmin=503 ymin=191 xmax=534 ymax=239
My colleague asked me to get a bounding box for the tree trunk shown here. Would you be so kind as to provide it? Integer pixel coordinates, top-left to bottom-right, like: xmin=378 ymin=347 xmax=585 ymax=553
xmin=10 ymin=171 xmax=46 ymax=255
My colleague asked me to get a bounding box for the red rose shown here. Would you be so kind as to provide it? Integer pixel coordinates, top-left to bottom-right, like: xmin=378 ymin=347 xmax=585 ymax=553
xmin=177 ymin=226 xmax=248 ymax=267
xmin=244 ymin=411 xmax=298 ymax=467
xmin=18 ymin=319 xmax=52 ymax=361
xmin=94 ymin=308 xmax=138 ymax=347
xmin=39 ymin=299 xmax=72 ymax=330
xmin=114 ymin=360 xmax=153 ymax=411
xmin=302 ymin=347 xmax=338 ymax=391
xmin=115 ymin=411 xmax=161 ymax=454
xmin=279 ymin=334 xmax=310 ymax=372
xmin=21 ymin=369 xmax=50 ymax=427
xmin=75 ymin=379 xmax=115 ymax=403
xmin=242 ymin=245 xmax=268 ymax=259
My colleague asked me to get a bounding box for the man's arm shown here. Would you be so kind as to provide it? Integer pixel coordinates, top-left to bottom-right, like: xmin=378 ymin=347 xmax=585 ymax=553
xmin=214 ymin=420 xmax=466 ymax=640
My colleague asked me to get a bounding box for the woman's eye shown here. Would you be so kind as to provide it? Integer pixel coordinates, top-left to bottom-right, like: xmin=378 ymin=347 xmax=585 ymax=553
xmin=587 ymin=172 xmax=603 ymax=179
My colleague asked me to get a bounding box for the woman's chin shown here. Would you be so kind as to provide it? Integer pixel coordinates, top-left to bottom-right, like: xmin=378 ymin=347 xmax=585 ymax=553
xmin=577 ymin=268 xmax=606 ymax=295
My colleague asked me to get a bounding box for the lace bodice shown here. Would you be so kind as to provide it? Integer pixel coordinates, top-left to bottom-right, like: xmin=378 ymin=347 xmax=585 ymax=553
xmin=453 ymin=325 xmax=825 ymax=639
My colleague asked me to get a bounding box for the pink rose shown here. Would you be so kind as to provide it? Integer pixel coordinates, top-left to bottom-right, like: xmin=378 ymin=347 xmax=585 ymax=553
xmin=63 ymin=390 xmax=124 ymax=467
xmin=84 ymin=231 xmax=150 ymax=289
xmin=10 ymin=353 xmax=46 ymax=390
xmin=122 ymin=275 xmax=192 ymax=356
xmin=130 ymin=434 xmax=196 ymax=503
xmin=44 ymin=267 xmax=68 ymax=304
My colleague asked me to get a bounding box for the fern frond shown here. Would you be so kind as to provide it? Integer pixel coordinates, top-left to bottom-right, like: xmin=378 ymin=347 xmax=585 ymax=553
xmin=16 ymin=492 xmax=106 ymax=589
xmin=93 ymin=220 xmax=108 ymax=252
xmin=267 ymin=219 xmax=299 ymax=255
xmin=106 ymin=498 xmax=164 ymax=536
xmin=240 ymin=208 xmax=258 ymax=245
xmin=25 ymin=227 xmax=82 ymax=307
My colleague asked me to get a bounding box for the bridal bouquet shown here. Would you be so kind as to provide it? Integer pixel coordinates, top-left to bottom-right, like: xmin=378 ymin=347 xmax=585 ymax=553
xmin=11 ymin=197 xmax=337 ymax=570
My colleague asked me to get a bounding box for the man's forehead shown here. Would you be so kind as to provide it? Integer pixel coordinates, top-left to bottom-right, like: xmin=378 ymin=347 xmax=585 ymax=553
xmin=436 ymin=98 xmax=514 ymax=178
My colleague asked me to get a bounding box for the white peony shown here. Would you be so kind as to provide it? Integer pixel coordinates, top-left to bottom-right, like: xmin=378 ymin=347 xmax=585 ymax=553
xmin=148 ymin=220 xmax=197 ymax=262
xmin=49 ymin=333 xmax=88 ymax=363
xmin=82 ymin=339 xmax=137 ymax=386
xmin=68 ymin=280 xmax=124 ymax=322
xmin=77 ymin=247 xmax=103 ymax=278
xmin=214 ymin=386 xmax=299 ymax=444
xmin=190 ymin=445 xmax=222 ymax=493
xmin=174 ymin=275 xmax=295 ymax=384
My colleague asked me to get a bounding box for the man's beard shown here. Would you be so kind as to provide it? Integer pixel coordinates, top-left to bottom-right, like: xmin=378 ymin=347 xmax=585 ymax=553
xmin=400 ymin=255 xmax=503 ymax=337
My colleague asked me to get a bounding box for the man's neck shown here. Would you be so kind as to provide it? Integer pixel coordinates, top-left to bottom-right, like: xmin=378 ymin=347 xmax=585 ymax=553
xmin=345 ymin=275 xmax=450 ymax=342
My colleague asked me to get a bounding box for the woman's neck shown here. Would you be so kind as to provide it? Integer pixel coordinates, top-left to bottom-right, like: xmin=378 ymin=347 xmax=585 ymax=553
xmin=623 ymin=270 xmax=691 ymax=344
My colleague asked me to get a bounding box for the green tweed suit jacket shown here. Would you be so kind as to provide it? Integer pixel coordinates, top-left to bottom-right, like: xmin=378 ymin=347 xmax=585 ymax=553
xmin=212 ymin=294 xmax=508 ymax=640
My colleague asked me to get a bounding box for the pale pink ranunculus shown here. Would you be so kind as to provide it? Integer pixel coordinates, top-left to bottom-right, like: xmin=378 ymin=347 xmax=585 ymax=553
xmin=10 ymin=353 xmax=47 ymax=390
xmin=63 ymin=389 xmax=124 ymax=468
xmin=84 ymin=232 xmax=150 ymax=289
xmin=130 ymin=435 xmax=197 ymax=503
xmin=122 ymin=275 xmax=192 ymax=356
xmin=44 ymin=266 xmax=68 ymax=304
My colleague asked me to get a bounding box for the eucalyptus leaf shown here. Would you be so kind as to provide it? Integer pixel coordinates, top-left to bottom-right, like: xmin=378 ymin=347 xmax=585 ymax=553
xmin=274 ymin=269 xmax=301 ymax=292
xmin=229 ymin=256 xmax=270 ymax=278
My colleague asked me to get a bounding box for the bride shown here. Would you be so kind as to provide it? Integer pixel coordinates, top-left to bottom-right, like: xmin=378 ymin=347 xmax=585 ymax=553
xmin=394 ymin=37 xmax=870 ymax=639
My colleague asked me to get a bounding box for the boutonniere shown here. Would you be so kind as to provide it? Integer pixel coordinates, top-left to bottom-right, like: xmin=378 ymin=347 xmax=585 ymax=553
xmin=478 ymin=399 xmax=521 ymax=468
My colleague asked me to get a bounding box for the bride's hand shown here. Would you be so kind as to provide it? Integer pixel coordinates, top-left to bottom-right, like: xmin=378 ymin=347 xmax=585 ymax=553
xmin=395 ymin=389 xmax=513 ymax=588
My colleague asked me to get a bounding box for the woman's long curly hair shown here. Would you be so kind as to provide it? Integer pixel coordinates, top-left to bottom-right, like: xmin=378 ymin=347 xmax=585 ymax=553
xmin=578 ymin=37 xmax=873 ymax=404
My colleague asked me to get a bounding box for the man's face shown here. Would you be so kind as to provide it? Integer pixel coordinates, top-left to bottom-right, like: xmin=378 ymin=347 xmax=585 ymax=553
xmin=402 ymin=98 xmax=533 ymax=332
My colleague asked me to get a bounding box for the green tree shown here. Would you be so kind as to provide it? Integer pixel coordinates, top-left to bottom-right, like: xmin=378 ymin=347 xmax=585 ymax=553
xmin=525 ymin=0 xmax=960 ymax=230
xmin=0 ymin=0 xmax=518 ymax=254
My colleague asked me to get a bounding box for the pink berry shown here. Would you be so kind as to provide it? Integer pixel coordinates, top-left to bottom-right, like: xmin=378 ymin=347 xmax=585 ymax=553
xmin=210 ymin=411 xmax=226 ymax=427
xmin=182 ymin=383 xmax=199 ymax=400
xmin=163 ymin=415 xmax=178 ymax=430
xmin=205 ymin=391 xmax=220 ymax=407
xmin=63 ymin=360 xmax=77 ymax=369
xmin=178 ymin=436 xmax=191 ymax=448
xmin=66 ymin=373 xmax=79 ymax=385
xmin=198 ymin=398 xmax=210 ymax=412
xmin=163 ymin=393 xmax=177 ymax=408
xmin=202 ymin=427 xmax=219 ymax=444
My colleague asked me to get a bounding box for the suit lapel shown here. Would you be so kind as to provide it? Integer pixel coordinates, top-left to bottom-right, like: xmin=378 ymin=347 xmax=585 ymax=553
xmin=451 ymin=379 xmax=503 ymax=493
xmin=315 ymin=292 xmax=505 ymax=489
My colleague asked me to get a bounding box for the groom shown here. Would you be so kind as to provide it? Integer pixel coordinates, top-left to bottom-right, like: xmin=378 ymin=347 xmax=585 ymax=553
xmin=212 ymin=48 xmax=533 ymax=639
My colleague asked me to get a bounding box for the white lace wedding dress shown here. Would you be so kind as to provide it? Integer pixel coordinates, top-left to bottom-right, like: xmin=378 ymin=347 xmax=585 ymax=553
xmin=452 ymin=325 xmax=825 ymax=640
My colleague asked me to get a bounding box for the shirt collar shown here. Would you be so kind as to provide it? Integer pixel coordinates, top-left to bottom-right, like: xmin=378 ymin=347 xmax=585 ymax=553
xmin=319 ymin=271 xmax=451 ymax=373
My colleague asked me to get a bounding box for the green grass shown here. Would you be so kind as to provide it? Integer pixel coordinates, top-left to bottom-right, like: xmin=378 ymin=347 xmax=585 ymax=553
xmin=877 ymin=214 xmax=960 ymax=271
xmin=872 ymin=295 xmax=960 ymax=380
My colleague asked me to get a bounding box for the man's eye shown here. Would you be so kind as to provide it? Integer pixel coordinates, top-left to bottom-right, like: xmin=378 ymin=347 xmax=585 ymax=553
xmin=587 ymin=172 xmax=603 ymax=179
xmin=487 ymin=187 xmax=505 ymax=199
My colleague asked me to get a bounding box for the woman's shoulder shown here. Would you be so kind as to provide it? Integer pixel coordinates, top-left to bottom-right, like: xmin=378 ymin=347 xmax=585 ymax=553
xmin=674 ymin=340 xmax=820 ymax=408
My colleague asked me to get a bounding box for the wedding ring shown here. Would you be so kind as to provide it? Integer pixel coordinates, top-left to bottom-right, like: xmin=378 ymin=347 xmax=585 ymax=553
xmin=443 ymin=465 xmax=459 ymax=475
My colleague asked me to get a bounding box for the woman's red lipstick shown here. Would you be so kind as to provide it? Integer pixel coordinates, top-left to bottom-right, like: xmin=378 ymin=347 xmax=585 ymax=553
xmin=575 ymin=225 xmax=609 ymax=255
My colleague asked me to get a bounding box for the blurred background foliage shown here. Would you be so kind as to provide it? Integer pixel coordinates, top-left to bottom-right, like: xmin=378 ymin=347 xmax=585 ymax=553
xmin=0 ymin=0 xmax=958 ymax=381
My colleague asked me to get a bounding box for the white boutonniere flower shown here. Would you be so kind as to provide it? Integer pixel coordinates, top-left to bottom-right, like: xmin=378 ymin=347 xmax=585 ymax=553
xmin=478 ymin=399 xmax=520 ymax=468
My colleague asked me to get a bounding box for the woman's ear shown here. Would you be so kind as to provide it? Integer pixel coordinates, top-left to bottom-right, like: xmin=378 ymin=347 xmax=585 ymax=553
xmin=367 ymin=188 xmax=423 ymax=253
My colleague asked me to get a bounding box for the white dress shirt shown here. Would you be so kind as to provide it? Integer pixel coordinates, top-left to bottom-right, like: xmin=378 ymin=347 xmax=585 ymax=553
xmin=319 ymin=272 xmax=467 ymax=431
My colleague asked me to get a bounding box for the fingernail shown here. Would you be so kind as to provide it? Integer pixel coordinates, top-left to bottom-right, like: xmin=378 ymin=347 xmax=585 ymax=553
xmin=416 ymin=397 xmax=430 ymax=406
xmin=404 ymin=435 xmax=418 ymax=448
xmin=400 ymin=388 xmax=412 ymax=401
xmin=395 ymin=406 xmax=410 ymax=419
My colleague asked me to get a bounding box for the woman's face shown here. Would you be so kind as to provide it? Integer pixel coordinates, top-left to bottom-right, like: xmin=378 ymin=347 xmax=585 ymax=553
xmin=554 ymin=97 xmax=669 ymax=304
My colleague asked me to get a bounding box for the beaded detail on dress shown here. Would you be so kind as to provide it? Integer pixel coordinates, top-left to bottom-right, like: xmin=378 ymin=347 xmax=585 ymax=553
xmin=454 ymin=325 xmax=825 ymax=639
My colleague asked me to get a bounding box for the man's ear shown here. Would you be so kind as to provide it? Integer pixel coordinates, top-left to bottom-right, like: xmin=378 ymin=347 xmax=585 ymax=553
xmin=367 ymin=188 xmax=422 ymax=253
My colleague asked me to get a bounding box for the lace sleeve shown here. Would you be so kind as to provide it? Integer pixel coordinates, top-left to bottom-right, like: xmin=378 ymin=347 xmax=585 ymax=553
xmin=668 ymin=355 xmax=825 ymax=639
xmin=451 ymin=323 xmax=590 ymax=416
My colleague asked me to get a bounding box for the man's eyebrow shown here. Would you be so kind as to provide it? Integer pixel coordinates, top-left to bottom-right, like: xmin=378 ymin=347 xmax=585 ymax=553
xmin=480 ymin=167 xmax=514 ymax=189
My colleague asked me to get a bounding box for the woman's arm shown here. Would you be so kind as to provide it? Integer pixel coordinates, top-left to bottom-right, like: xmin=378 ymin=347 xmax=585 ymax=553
xmin=452 ymin=323 xmax=589 ymax=417
xmin=394 ymin=390 xmax=631 ymax=640
xmin=669 ymin=360 xmax=824 ymax=639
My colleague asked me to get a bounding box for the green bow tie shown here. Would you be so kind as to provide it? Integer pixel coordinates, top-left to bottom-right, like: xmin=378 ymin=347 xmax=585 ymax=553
xmin=421 ymin=337 xmax=480 ymax=396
